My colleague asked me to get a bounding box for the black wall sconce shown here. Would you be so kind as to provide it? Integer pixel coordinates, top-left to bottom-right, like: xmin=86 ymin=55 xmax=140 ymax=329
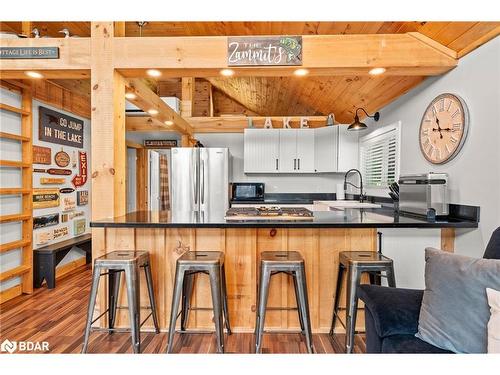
xmin=348 ymin=108 xmax=380 ymax=131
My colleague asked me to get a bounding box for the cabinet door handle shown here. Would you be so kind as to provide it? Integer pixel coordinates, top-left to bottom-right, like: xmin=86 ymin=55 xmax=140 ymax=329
xmin=276 ymin=158 xmax=279 ymax=170
xmin=298 ymin=158 xmax=300 ymax=170
xmin=293 ymin=158 xmax=296 ymax=170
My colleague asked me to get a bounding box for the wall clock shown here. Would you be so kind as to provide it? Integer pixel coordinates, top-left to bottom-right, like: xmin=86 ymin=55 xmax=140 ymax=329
xmin=419 ymin=93 xmax=470 ymax=164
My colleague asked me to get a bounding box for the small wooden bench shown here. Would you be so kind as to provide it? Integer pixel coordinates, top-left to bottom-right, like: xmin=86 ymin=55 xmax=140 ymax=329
xmin=34 ymin=233 xmax=92 ymax=289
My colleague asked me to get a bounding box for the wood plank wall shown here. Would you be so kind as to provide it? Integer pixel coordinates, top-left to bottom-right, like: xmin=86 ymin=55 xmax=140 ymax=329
xmin=101 ymin=227 xmax=376 ymax=333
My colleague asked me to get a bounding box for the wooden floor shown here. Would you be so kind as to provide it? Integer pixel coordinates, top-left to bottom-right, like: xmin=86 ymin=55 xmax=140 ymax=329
xmin=0 ymin=266 xmax=366 ymax=354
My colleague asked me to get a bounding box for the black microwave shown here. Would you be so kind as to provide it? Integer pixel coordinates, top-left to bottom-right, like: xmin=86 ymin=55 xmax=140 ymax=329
xmin=231 ymin=183 xmax=265 ymax=201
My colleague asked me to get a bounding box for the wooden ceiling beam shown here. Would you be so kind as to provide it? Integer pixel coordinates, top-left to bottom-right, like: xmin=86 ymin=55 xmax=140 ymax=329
xmin=125 ymin=78 xmax=193 ymax=135
xmin=125 ymin=116 xmax=178 ymax=132
xmin=114 ymin=34 xmax=457 ymax=76
xmin=126 ymin=115 xmax=332 ymax=133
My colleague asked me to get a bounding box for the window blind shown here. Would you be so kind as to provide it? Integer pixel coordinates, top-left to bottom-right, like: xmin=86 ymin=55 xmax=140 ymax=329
xmin=360 ymin=127 xmax=400 ymax=188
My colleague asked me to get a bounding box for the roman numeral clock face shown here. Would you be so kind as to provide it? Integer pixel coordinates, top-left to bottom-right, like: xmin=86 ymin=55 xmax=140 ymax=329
xmin=419 ymin=93 xmax=470 ymax=164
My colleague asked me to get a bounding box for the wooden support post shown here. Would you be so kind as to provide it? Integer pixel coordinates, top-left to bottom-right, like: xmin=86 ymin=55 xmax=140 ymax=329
xmin=441 ymin=228 xmax=455 ymax=253
xmin=114 ymin=22 xmax=126 ymax=37
xmin=208 ymin=83 xmax=214 ymax=117
xmin=181 ymin=77 xmax=195 ymax=117
xmin=91 ymin=21 xmax=127 ymax=326
xmin=181 ymin=135 xmax=190 ymax=147
xmin=136 ymin=148 xmax=149 ymax=211
xmin=21 ymin=22 xmax=32 ymax=37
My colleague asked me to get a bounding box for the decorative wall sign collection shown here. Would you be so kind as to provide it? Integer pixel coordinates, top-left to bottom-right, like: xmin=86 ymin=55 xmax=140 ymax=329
xmin=32 ymin=106 xmax=89 ymax=245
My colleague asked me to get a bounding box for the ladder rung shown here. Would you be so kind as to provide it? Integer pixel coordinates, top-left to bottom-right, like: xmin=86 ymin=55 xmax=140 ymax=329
xmin=0 ymin=103 xmax=30 ymax=116
xmin=0 ymin=132 xmax=30 ymax=142
xmin=0 ymin=239 xmax=31 ymax=253
xmin=0 ymin=160 xmax=31 ymax=168
xmin=0 ymin=264 xmax=31 ymax=282
xmin=0 ymin=213 xmax=31 ymax=223
xmin=0 ymin=188 xmax=31 ymax=195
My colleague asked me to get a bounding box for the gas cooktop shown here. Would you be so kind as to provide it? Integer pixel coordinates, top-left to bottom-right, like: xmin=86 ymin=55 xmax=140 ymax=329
xmin=225 ymin=207 xmax=313 ymax=220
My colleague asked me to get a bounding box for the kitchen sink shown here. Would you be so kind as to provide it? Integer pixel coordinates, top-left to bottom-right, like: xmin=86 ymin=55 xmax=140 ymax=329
xmin=313 ymin=200 xmax=382 ymax=210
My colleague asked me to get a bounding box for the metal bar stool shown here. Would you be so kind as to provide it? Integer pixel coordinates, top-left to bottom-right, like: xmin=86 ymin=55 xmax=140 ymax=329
xmin=255 ymin=251 xmax=314 ymax=354
xmin=329 ymin=251 xmax=396 ymax=353
xmin=167 ymin=251 xmax=231 ymax=353
xmin=81 ymin=250 xmax=160 ymax=353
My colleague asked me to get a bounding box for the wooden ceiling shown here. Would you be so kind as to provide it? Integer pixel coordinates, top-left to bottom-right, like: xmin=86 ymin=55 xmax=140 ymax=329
xmin=2 ymin=21 xmax=498 ymax=125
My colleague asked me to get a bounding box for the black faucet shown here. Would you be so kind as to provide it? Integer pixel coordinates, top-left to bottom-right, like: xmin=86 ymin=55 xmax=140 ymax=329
xmin=344 ymin=169 xmax=365 ymax=203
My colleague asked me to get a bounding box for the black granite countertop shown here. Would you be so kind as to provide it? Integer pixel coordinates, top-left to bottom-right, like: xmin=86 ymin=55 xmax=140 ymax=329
xmin=91 ymin=207 xmax=478 ymax=229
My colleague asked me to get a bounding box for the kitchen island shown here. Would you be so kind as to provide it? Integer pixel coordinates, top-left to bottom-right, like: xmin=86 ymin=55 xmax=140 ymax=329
xmin=90 ymin=207 xmax=478 ymax=333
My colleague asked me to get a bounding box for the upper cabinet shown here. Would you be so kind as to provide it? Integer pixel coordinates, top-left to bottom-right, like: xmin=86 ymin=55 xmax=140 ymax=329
xmin=278 ymin=129 xmax=315 ymax=173
xmin=243 ymin=129 xmax=280 ymax=173
xmin=244 ymin=126 xmax=358 ymax=174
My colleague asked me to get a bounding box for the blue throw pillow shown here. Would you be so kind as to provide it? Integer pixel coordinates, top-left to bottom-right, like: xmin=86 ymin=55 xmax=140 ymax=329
xmin=416 ymin=248 xmax=500 ymax=353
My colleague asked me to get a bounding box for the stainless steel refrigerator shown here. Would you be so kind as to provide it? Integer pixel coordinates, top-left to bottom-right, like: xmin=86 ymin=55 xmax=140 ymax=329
xmin=170 ymin=147 xmax=231 ymax=219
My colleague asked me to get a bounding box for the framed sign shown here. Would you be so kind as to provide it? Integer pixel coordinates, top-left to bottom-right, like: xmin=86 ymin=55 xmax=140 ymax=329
xmin=61 ymin=211 xmax=84 ymax=222
xmin=33 ymin=213 xmax=59 ymax=229
xmin=54 ymin=150 xmax=70 ymax=167
xmin=0 ymin=47 xmax=59 ymax=59
xmin=53 ymin=226 xmax=69 ymax=240
xmin=77 ymin=190 xmax=89 ymax=206
xmin=73 ymin=218 xmax=86 ymax=236
xmin=61 ymin=195 xmax=76 ymax=212
xmin=144 ymin=139 xmax=178 ymax=148
xmin=59 ymin=188 xmax=75 ymax=194
xmin=33 ymin=189 xmax=60 ymax=209
xmin=36 ymin=230 xmax=53 ymax=245
xmin=33 ymin=168 xmax=72 ymax=175
xmin=39 ymin=106 xmax=84 ymax=148
xmin=40 ymin=177 xmax=65 ymax=185
xmin=228 ymin=36 xmax=302 ymax=66
xmin=33 ymin=145 xmax=52 ymax=165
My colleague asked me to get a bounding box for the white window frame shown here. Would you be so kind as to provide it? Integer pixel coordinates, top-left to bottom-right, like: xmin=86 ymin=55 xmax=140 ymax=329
xmin=359 ymin=121 xmax=401 ymax=189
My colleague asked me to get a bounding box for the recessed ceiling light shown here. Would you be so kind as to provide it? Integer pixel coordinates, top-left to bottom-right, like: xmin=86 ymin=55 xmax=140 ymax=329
xmin=146 ymin=69 xmax=162 ymax=77
xmin=125 ymin=92 xmax=136 ymax=100
xmin=369 ymin=67 xmax=386 ymax=76
xmin=164 ymin=120 xmax=174 ymax=126
xmin=293 ymin=68 xmax=309 ymax=76
xmin=148 ymin=109 xmax=159 ymax=115
xmin=220 ymin=69 xmax=235 ymax=77
xmin=25 ymin=71 xmax=43 ymax=79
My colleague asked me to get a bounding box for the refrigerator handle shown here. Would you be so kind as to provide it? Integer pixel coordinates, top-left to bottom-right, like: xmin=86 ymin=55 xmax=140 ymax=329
xmin=194 ymin=154 xmax=198 ymax=204
xmin=201 ymin=159 xmax=205 ymax=204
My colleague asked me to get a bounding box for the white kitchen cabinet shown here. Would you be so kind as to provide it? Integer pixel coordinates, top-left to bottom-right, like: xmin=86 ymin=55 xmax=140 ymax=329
xmin=278 ymin=129 xmax=315 ymax=173
xmin=244 ymin=128 xmax=280 ymax=173
xmin=296 ymin=129 xmax=315 ymax=172
xmin=314 ymin=126 xmax=338 ymax=172
xmin=337 ymin=125 xmax=359 ymax=172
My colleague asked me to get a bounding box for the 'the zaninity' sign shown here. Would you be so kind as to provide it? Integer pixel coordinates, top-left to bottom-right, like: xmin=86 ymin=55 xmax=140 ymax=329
xmin=39 ymin=106 xmax=84 ymax=148
xmin=227 ymin=36 xmax=302 ymax=66
xmin=0 ymin=47 xmax=59 ymax=59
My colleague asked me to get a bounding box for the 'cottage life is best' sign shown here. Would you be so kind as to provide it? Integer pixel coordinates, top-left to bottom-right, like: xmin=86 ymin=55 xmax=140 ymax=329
xmin=0 ymin=47 xmax=59 ymax=59
xmin=39 ymin=106 xmax=84 ymax=148
xmin=227 ymin=36 xmax=302 ymax=66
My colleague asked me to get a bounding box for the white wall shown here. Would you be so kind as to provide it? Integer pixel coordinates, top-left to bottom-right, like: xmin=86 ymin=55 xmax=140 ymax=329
xmin=195 ymin=132 xmax=346 ymax=193
xmin=364 ymin=36 xmax=500 ymax=263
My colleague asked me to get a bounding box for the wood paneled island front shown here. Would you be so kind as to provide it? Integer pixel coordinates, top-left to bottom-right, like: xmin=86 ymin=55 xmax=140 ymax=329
xmin=90 ymin=209 xmax=477 ymax=333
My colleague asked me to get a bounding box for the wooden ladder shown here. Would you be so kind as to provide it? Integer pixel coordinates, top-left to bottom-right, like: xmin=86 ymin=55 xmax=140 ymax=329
xmin=0 ymin=81 xmax=33 ymax=303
